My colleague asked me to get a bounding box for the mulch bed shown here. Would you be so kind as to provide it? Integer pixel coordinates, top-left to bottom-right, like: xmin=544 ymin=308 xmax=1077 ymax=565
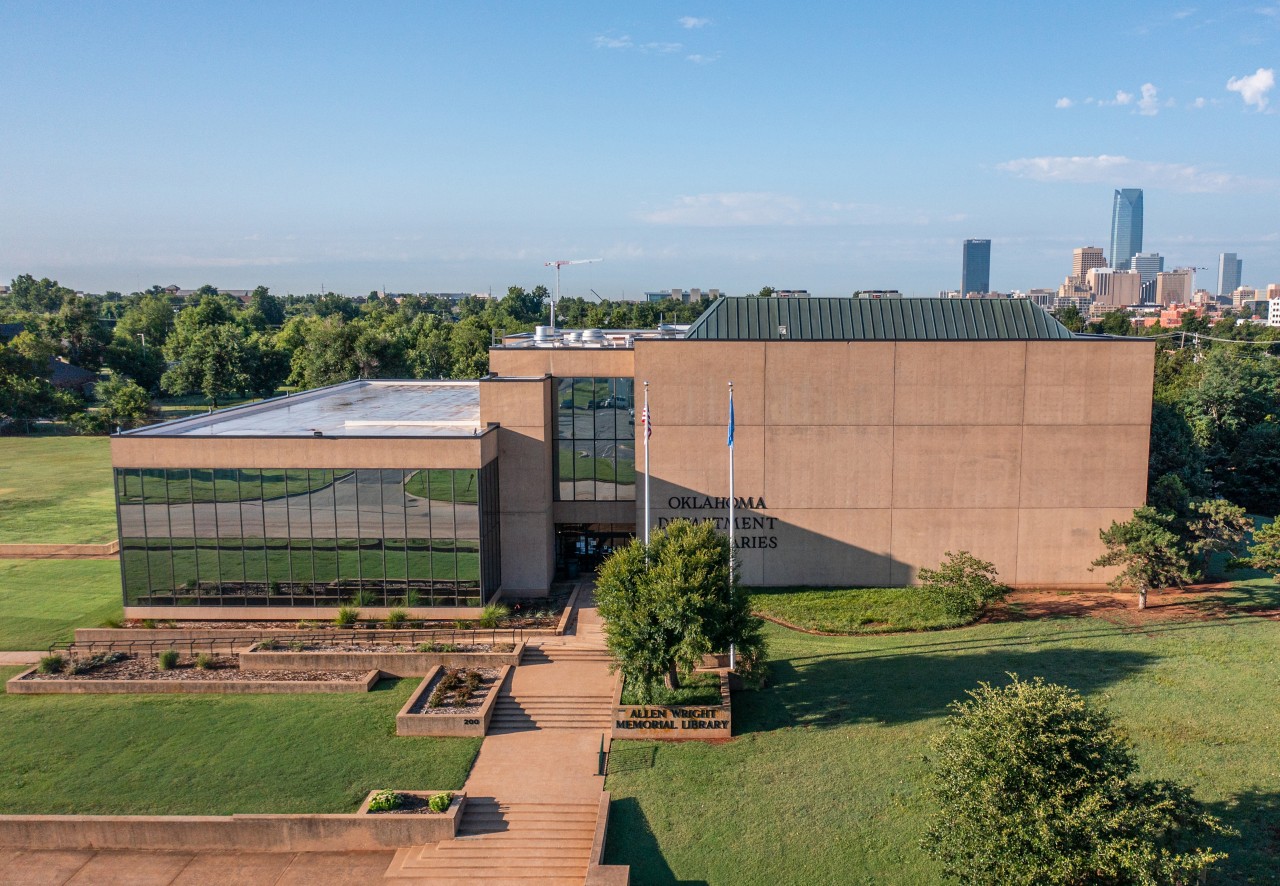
xmin=280 ymin=642 xmax=507 ymax=654
xmin=23 ymin=654 xmax=368 ymax=682
xmin=407 ymin=668 xmax=501 ymax=715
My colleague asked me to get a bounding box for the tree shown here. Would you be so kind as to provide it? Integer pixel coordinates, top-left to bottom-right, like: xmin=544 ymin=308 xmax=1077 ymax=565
xmin=115 ymin=292 xmax=175 ymax=349
xmin=917 ymin=550 xmax=1007 ymax=623
xmin=595 ymin=519 xmax=767 ymax=702
xmin=6 ymin=275 xmax=73 ymax=313
xmin=1147 ymin=403 xmax=1207 ymax=498
xmin=1091 ymin=507 xmax=1195 ymax=609
xmin=1223 ymin=423 xmax=1280 ymax=517
xmin=1185 ymin=498 xmax=1254 ymax=576
xmin=161 ymin=324 xmax=248 ymax=406
xmin=1243 ymin=520 xmax=1280 ymax=579
xmin=0 ymin=342 xmax=79 ymax=430
xmin=1053 ymin=304 xmax=1086 ymax=333
xmin=924 ymin=675 xmax=1231 ymax=885
xmin=248 ymin=286 xmax=284 ymax=327
xmin=103 ymin=336 xmax=166 ymax=393
xmin=756 ymin=286 xmax=776 ymax=298
xmin=1181 ymin=347 xmax=1280 ymax=457
xmin=94 ymin=375 xmax=151 ymax=430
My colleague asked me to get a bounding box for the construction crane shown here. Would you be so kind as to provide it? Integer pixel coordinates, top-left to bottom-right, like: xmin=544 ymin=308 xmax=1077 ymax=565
xmin=544 ymin=258 xmax=602 ymax=330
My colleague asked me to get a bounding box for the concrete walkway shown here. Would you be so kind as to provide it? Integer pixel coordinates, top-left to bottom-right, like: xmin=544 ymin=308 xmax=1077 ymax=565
xmin=0 ymin=651 xmax=42 ymax=666
xmin=386 ymin=580 xmax=618 ymax=884
xmin=0 ymin=847 xmax=396 ymax=885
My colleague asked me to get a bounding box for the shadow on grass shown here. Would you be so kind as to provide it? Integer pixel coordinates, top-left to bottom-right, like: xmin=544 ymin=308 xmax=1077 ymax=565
xmin=1208 ymin=789 xmax=1280 ymax=884
xmin=370 ymin=677 xmax=405 ymax=692
xmin=608 ymin=744 xmax=657 ymax=775
xmin=736 ymin=646 xmax=1157 ymax=734
xmin=605 ymin=795 xmax=709 ymax=886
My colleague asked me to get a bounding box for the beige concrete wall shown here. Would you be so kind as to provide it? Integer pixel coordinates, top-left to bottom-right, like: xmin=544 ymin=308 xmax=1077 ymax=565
xmin=111 ymin=433 xmax=494 ymax=469
xmin=635 ymin=338 xmax=1155 ymax=588
xmin=479 ymin=377 xmax=555 ymax=593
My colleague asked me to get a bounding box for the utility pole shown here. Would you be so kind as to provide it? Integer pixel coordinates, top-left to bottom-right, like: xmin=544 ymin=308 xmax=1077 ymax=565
xmin=543 ymin=258 xmax=602 ymax=330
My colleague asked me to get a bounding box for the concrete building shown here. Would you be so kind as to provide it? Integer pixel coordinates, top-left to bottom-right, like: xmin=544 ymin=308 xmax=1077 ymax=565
xmin=1155 ymin=269 xmax=1193 ymax=306
xmin=1087 ymin=268 xmax=1141 ymax=308
xmin=1218 ymin=253 xmax=1242 ymax=297
xmin=1132 ymin=252 xmax=1165 ymax=290
xmin=1073 ymin=247 xmax=1107 ymax=283
xmin=110 ymin=298 xmax=1154 ymax=619
xmin=1110 ymin=189 xmax=1144 ymax=271
xmin=645 ymin=288 xmax=721 ymax=303
xmin=961 ymin=240 xmax=991 ymax=296
xmin=1269 ymin=295 xmax=1280 ymax=328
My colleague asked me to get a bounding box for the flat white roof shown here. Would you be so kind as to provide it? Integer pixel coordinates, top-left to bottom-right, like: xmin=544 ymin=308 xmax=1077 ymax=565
xmin=126 ymin=380 xmax=482 ymax=438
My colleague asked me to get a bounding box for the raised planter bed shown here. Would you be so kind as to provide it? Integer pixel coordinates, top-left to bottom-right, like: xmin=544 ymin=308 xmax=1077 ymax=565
xmin=612 ymin=671 xmax=732 ymax=741
xmin=239 ymin=640 xmax=525 ymax=677
xmin=357 ymin=789 xmax=465 ymax=820
xmin=0 ymin=791 xmax=464 ymax=852
xmin=6 ymin=654 xmax=380 ymax=695
xmin=396 ymin=665 xmax=510 ymax=737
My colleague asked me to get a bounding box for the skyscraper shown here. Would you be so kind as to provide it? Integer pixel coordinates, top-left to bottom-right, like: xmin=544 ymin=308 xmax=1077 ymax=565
xmin=961 ymin=239 xmax=991 ymax=296
xmin=1132 ymin=252 xmax=1164 ymax=286
xmin=1217 ymin=253 xmax=1242 ymax=297
xmin=1109 ymin=189 xmax=1143 ymax=271
xmin=1072 ymin=247 xmax=1106 ymax=283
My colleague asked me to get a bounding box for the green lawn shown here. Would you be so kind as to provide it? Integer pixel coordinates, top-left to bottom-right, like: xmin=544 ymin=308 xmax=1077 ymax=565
xmin=749 ymin=585 xmax=964 ymax=634
xmin=0 ymin=559 xmax=123 ymax=650
xmin=0 ymin=437 xmax=116 ymax=544
xmin=0 ymin=671 xmax=480 ymax=814
xmin=606 ymin=586 xmax=1280 ymax=885
xmin=405 ymin=469 xmax=478 ymax=503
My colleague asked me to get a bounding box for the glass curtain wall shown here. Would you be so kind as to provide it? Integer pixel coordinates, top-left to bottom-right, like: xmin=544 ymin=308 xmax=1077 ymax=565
xmin=116 ymin=466 xmax=497 ymax=608
xmin=555 ymin=377 xmax=636 ymax=501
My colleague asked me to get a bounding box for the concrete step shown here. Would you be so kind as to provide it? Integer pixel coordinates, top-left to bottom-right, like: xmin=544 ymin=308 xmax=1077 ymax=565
xmin=436 ymin=844 xmax=593 ymax=859
xmin=462 ymin=810 xmax=599 ymax=823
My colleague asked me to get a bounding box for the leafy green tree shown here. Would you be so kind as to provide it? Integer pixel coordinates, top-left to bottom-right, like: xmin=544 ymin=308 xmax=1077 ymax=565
xmin=1185 ymin=498 xmax=1254 ymax=576
xmin=94 ymin=375 xmax=151 ymax=430
xmin=595 ymin=519 xmax=767 ymax=702
xmin=103 ymin=336 xmax=165 ymax=393
xmin=1180 ymin=347 xmax=1280 ymax=457
xmin=248 ymin=286 xmax=284 ymax=327
xmin=1146 ymin=403 xmax=1207 ymax=498
xmin=448 ymin=316 xmax=491 ymax=378
xmin=407 ymin=315 xmax=453 ymax=378
xmin=756 ymin=286 xmax=776 ymax=298
xmin=0 ymin=342 xmax=80 ymax=430
xmin=283 ymin=315 xmax=359 ymax=389
xmin=6 ymin=275 xmax=74 ymax=312
xmin=1053 ymin=304 xmax=1086 ymax=333
xmin=917 ymin=550 xmax=1007 ymax=623
xmin=242 ymin=332 xmax=290 ymax=398
xmin=924 ymin=675 xmax=1231 ymax=885
xmin=1088 ymin=310 xmax=1134 ymax=336
xmin=1223 ymin=423 xmax=1280 ymax=517
xmin=1091 ymin=507 xmax=1196 ymax=609
xmin=1146 ymin=473 xmax=1191 ymax=517
xmin=115 ymin=292 xmax=175 ymax=348
xmin=1243 ymin=520 xmax=1280 ymax=579
xmin=161 ymin=324 xmax=248 ymax=406
xmin=48 ymin=294 xmax=109 ymax=369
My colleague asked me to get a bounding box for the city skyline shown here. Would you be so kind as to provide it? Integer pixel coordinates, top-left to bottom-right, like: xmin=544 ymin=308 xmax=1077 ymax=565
xmin=2 ymin=1 xmax=1279 ymax=298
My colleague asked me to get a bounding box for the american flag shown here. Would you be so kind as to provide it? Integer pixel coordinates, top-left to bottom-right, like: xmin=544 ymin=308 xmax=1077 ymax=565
xmin=642 ymin=402 xmax=652 ymax=440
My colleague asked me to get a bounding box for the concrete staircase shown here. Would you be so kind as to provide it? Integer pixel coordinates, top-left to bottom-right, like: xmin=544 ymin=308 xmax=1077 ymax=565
xmin=487 ymin=645 xmax=614 ymax=733
xmin=384 ymin=797 xmax=599 ymax=884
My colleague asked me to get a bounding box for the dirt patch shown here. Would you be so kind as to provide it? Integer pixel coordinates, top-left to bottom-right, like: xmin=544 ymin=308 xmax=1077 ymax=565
xmin=988 ymin=585 xmax=1280 ymax=627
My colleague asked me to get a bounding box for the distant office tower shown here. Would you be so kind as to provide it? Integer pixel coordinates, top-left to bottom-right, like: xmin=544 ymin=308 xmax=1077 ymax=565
xmin=1155 ymin=269 xmax=1193 ymax=306
xmin=1217 ymin=253 xmax=1242 ymax=297
xmin=1132 ymin=252 xmax=1164 ymax=291
xmin=1110 ymin=189 xmax=1144 ymax=270
xmin=961 ymin=239 xmax=991 ymax=296
xmin=1073 ymin=247 xmax=1107 ymax=283
xmin=1088 ymin=267 xmax=1141 ymax=307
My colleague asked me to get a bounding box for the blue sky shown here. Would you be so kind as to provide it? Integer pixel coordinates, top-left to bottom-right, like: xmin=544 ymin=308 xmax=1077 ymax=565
xmin=2 ymin=1 xmax=1277 ymax=298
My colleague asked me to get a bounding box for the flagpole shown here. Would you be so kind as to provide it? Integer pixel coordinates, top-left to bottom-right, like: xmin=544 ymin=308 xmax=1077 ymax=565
xmin=643 ymin=381 xmax=651 ymax=545
xmin=728 ymin=381 xmax=736 ymax=672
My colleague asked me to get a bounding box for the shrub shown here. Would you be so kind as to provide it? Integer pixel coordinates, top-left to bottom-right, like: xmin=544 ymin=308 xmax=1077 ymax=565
xmin=99 ymin=617 xmax=124 ymax=629
xmin=335 ymin=606 xmax=359 ymax=627
xmin=366 ymin=789 xmax=403 ymax=813
xmin=428 ymin=791 xmax=453 ymax=813
xmin=416 ymin=642 xmax=439 ymax=653
xmin=1243 ymin=519 xmax=1280 ymax=579
xmin=156 ymin=649 xmax=179 ymax=670
xmin=923 ymin=674 xmax=1232 ymax=885
xmin=288 ymin=640 xmax=304 ymax=652
xmin=403 ymin=589 xmax=421 ymax=608
xmin=140 ymin=619 xmax=157 ymax=629
xmin=478 ymin=603 xmax=511 ymax=629
xmin=438 ymin=643 xmax=457 ymax=653
xmin=917 ymin=550 xmax=1007 ymax=624
xmin=349 ymin=589 xmax=376 ymax=607
xmin=385 ymin=609 xmax=408 ymax=628
xmin=268 ymin=580 xmax=282 ymax=596
xmin=37 ymin=654 xmax=65 ymax=674
xmin=258 ymin=638 xmax=279 ymax=651
xmin=184 ymin=578 xmax=197 ymax=591
xmin=69 ymin=651 xmax=127 ymax=674
xmin=296 ymin=620 xmax=315 ymax=630
xmin=194 ymin=653 xmax=215 ymax=670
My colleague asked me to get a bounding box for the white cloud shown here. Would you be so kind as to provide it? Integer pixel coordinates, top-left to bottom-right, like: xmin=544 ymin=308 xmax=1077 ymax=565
xmin=678 ymin=16 xmax=711 ymax=28
xmin=1227 ymin=67 xmax=1275 ymax=110
xmin=1173 ymin=8 xmax=1195 ymax=18
xmin=639 ymin=193 xmax=808 ymax=226
xmin=642 ymin=41 xmax=683 ymax=53
xmin=593 ymin=34 xmax=633 ymax=49
xmin=685 ymin=52 xmax=722 ymax=64
xmin=996 ymin=154 xmax=1271 ymax=193
xmin=1055 ymin=97 xmax=1073 ymax=108
xmin=1113 ymin=89 xmax=1135 ymax=106
xmin=1192 ymin=96 xmax=1207 ymax=108
xmin=1137 ymin=82 xmax=1161 ymax=115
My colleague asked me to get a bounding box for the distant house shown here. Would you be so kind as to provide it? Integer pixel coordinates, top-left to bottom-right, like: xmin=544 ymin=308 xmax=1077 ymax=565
xmin=47 ymin=357 xmax=97 ymax=395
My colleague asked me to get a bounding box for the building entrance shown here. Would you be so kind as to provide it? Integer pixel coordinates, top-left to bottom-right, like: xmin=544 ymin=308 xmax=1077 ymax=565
xmin=555 ymin=523 xmax=635 ymax=577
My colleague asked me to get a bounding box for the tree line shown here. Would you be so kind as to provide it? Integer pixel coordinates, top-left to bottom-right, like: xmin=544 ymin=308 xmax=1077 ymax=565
xmin=0 ymin=275 xmax=711 ymax=432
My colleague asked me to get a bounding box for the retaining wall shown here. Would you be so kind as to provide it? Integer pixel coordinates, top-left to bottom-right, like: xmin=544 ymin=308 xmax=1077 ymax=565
xmin=396 ymin=665 xmax=510 ymax=737
xmin=613 ymin=671 xmax=732 ymax=741
xmin=0 ymin=541 xmax=119 ymax=559
xmin=0 ymin=792 xmax=463 ymax=852
xmin=239 ymin=641 xmax=525 ymax=677
xmin=6 ymin=667 xmax=381 ymax=695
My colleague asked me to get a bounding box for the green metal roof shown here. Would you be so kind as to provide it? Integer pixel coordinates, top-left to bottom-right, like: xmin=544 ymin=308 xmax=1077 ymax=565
xmin=683 ymin=297 xmax=1077 ymax=341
